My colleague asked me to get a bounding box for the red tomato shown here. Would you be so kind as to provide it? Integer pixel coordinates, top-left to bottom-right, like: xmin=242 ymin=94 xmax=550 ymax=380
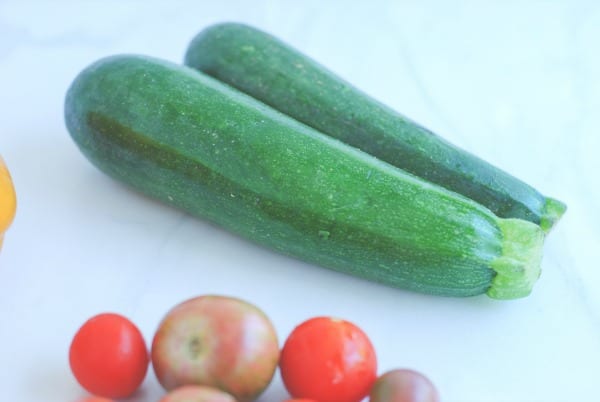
xmin=69 ymin=313 xmax=149 ymax=399
xmin=279 ymin=316 xmax=377 ymax=402
xmin=369 ymin=369 xmax=439 ymax=402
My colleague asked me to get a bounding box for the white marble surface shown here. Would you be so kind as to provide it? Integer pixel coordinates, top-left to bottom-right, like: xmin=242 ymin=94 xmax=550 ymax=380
xmin=1 ymin=1 xmax=598 ymax=401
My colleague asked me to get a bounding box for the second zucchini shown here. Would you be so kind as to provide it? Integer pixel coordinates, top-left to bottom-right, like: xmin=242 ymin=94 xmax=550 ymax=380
xmin=184 ymin=22 xmax=566 ymax=233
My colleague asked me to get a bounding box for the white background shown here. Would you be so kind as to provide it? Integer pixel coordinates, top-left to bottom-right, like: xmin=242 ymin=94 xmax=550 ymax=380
xmin=1 ymin=1 xmax=599 ymax=402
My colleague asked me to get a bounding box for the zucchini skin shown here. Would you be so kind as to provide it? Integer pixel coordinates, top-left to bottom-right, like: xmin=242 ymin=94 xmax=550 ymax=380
xmin=65 ymin=55 xmax=544 ymax=299
xmin=184 ymin=22 xmax=566 ymax=233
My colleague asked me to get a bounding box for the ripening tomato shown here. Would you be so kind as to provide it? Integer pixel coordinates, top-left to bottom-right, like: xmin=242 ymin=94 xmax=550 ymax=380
xmin=159 ymin=385 xmax=237 ymax=402
xmin=69 ymin=313 xmax=149 ymax=399
xmin=279 ymin=316 xmax=377 ymax=402
xmin=369 ymin=369 xmax=440 ymax=402
xmin=151 ymin=295 xmax=280 ymax=402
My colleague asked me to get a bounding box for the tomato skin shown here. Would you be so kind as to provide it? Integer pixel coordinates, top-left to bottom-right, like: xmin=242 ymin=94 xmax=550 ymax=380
xmin=151 ymin=295 xmax=280 ymax=402
xmin=159 ymin=385 xmax=237 ymax=402
xmin=369 ymin=369 xmax=439 ymax=402
xmin=279 ymin=316 xmax=377 ymax=402
xmin=75 ymin=397 xmax=115 ymax=402
xmin=69 ymin=313 xmax=149 ymax=399
xmin=282 ymin=399 xmax=319 ymax=402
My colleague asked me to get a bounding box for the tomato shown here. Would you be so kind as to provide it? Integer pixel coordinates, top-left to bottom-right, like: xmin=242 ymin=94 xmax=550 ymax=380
xmin=159 ymin=385 xmax=237 ymax=402
xmin=69 ymin=313 xmax=149 ymax=399
xmin=279 ymin=316 xmax=377 ymax=402
xmin=75 ymin=397 xmax=115 ymax=402
xmin=282 ymin=399 xmax=319 ymax=402
xmin=369 ymin=369 xmax=439 ymax=402
xmin=151 ymin=295 xmax=280 ymax=402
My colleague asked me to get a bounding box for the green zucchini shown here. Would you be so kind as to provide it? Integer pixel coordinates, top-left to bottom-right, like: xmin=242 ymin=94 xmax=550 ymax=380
xmin=184 ymin=22 xmax=566 ymax=233
xmin=64 ymin=54 xmax=544 ymax=299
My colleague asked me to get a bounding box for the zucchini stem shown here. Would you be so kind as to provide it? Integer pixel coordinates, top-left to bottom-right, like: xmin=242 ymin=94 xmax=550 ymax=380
xmin=540 ymin=197 xmax=567 ymax=234
xmin=487 ymin=218 xmax=544 ymax=299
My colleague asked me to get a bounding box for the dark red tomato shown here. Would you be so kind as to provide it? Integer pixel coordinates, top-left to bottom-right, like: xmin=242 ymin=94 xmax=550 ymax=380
xmin=69 ymin=313 xmax=149 ymax=399
xmin=279 ymin=316 xmax=377 ymax=402
xmin=369 ymin=369 xmax=439 ymax=402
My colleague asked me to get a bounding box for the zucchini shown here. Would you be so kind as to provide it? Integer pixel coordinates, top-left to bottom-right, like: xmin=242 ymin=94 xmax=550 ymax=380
xmin=184 ymin=22 xmax=566 ymax=233
xmin=64 ymin=55 xmax=544 ymax=299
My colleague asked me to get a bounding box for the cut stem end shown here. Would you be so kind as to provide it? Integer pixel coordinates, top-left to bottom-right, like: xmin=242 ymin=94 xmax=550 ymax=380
xmin=540 ymin=197 xmax=567 ymax=234
xmin=487 ymin=218 xmax=545 ymax=299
